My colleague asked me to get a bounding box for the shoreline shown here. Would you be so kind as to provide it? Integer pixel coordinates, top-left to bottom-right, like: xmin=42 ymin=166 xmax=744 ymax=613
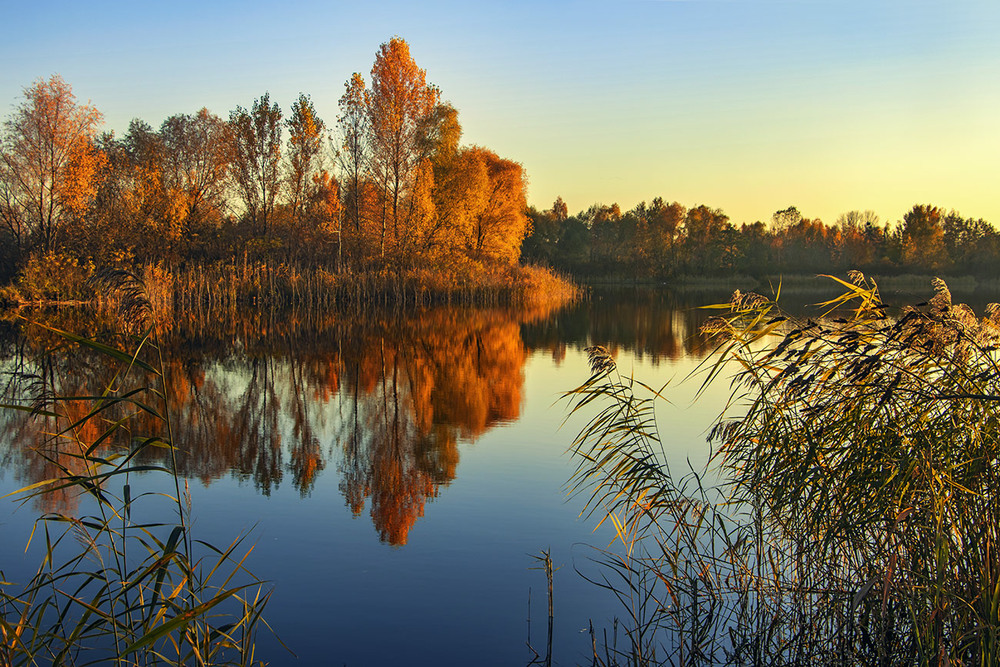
xmin=0 ymin=261 xmax=581 ymax=313
xmin=580 ymin=272 xmax=1000 ymax=295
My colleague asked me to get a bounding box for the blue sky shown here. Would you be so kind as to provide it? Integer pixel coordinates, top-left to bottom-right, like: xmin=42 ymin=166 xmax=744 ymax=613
xmin=2 ymin=0 xmax=997 ymax=227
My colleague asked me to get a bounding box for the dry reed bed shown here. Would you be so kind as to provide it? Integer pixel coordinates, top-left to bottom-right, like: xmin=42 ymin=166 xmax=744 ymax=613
xmin=92 ymin=261 xmax=579 ymax=319
xmin=567 ymin=274 xmax=1000 ymax=665
xmin=0 ymin=251 xmax=579 ymax=315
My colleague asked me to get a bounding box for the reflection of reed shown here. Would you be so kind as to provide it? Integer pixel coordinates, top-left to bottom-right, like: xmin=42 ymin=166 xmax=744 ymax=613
xmin=2 ymin=305 xmax=530 ymax=545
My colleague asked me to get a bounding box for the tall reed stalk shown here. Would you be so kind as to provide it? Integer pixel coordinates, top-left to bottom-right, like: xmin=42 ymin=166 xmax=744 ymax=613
xmin=566 ymin=273 xmax=1000 ymax=665
xmin=0 ymin=270 xmax=273 ymax=666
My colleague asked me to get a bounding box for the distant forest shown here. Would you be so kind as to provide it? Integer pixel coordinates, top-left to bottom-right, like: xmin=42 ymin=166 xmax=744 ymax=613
xmin=524 ymin=198 xmax=999 ymax=280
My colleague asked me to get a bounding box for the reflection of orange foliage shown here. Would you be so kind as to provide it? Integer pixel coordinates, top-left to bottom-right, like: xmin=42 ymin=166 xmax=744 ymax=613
xmin=4 ymin=304 xmax=535 ymax=542
xmin=338 ymin=307 xmax=527 ymax=545
xmin=290 ymin=438 xmax=324 ymax=494
xmin=0 ymin=347 xmax=148 ymax=516
xmin=418 ymin=318 xmax=525 ymax=438
xmin=7 ymin=417 xmax=86 ymax=516
xmin=370 ymin=440 xmax=437 ymax=546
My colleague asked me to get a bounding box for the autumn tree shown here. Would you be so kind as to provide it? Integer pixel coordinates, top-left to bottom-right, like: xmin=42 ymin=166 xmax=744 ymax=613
xmin=230 ymin=93 xmax=283 ymax=235
xmin=86 ymin=120 xmax=171 ymax=261
xmin=337 ymin=73 xmax=369 ymax=249
xmin=835 ymin=210 xmax=881 ymax=269
xmin=286 ymin=93 xmax=326 ymax=225
xmin=159 ymin=108 xmax=232 ymax=243
xmin=552 ymin=196 xmax=568 ymax=222
xmin=0 ymin=75 xmax=106 ymax=255
xmin=296 ymin=170 xmax=342 ymax=266
xmin=367 ymin=37 xmax=440 ymax=257
xmin=421 ymin=102 xmax=461 ymax=167
xmin=901 ymin=204 xmax=947 ymax=269
xmin=330 ymin=38 xmax=538 ymax=270
xmin=456 ymin=147 xmax=529 ymax=263
xmin=681 ymin=205 xmax=730 ymax=272
xmin=633 ymin=198 xmax=685 ymax=277
xmin=780 ymin=216 xmax=835 ymax=272
xmin=418 ymin=105 xmax=469 ymax=257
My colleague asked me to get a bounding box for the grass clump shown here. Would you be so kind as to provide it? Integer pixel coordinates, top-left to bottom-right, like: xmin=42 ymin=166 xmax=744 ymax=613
xmin=567 ymin=272 xmax=1000 ymax=665
xmin=0 ymin=270 xmax=274 ymax=666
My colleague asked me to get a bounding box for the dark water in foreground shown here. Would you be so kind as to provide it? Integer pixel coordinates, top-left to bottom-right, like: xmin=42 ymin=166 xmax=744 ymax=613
xmin=0 ymin=286 xmax=871 ymax=665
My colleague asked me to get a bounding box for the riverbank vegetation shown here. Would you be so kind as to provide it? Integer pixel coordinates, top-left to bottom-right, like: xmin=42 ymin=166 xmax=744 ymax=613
xmin=0 ymin=39 xmax=574 ymax=310
xmin=568 ymin=274 xmax=1000 ymax=664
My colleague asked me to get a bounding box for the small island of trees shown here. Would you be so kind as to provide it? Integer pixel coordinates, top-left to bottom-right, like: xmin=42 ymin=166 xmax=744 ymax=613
xmin=0 ymin=37 xmax=571 ymax=309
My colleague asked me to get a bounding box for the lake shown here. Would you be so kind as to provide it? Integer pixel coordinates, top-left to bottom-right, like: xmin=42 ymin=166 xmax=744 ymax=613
xmin=1 ymin=283 xmax=970 ymax=665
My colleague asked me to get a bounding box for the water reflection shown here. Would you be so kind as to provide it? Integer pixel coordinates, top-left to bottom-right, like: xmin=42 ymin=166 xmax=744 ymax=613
xmin=521 ymin=287 xmax=723 ymax=364
xmin=0 ymin=290 xmax=719 ymax=545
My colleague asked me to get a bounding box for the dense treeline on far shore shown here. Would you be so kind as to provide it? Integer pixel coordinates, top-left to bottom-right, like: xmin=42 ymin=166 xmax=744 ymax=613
xmin=524 ymin=197 xmax=1000 ymax=283
xmin=0 ymin=38 xmax=575 ymax=310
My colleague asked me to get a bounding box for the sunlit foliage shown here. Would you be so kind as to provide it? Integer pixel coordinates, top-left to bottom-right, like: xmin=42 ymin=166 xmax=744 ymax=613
xmin=334 ymin=38 xmax=530 ymax=271
xmin=0 ymin=75 xmax=106 ymax=255
xmin=1 ymin=38 xmax=541 ymax=302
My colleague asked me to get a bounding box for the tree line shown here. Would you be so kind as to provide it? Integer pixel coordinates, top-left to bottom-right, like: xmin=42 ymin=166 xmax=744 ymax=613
xmin=524 ymin=198 xmax=1000 ymax=280
xmin=0 ymin=37 xmax=530 ymax=286
xmin=4 ymin=37 xmax=995 ymax=292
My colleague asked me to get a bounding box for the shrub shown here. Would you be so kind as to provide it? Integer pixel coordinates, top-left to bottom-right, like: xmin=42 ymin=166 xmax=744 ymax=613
xmin=13 ymin=252 xmax=96 ymax=302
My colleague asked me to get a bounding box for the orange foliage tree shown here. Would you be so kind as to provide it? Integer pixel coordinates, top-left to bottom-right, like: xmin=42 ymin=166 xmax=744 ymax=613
xmin=454 ymin=147 xmax=529 ymax=264
xmin=368 ymin=37 xmax=441 ymax=258
xmin=0 ymin=75 xmax=106 ymax=254
xmin=902 ymin=204 xmax=947 ymax=269
xmin=286 ymin=93 xmax=327 ymax=225
xmin=159 ymin=108 xmax=232 ymax=246
xmin=335 ymin=37 xmax=530 ymax=270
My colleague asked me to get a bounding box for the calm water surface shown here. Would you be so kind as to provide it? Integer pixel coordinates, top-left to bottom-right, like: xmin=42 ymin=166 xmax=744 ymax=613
xmin=0 ymin=289 xmax=749 ymax=665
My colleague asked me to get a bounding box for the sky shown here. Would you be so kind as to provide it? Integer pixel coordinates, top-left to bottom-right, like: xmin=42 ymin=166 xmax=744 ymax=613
xmin=2 ymin=0 xmax=997 ymax=227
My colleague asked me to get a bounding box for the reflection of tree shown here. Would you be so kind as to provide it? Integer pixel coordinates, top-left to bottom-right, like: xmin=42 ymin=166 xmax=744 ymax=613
xmin=1 ymin=305 xmax=529 ymax=545
xmin=230 ymin=357 xmax=283 ymax=493
xmin=520 ymin=288 xmax=722 ymax=364
xmin=336 ymin=309 xmax=526 ymax=545
xmin=0 ymin=318 xmax=143 ymax=516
